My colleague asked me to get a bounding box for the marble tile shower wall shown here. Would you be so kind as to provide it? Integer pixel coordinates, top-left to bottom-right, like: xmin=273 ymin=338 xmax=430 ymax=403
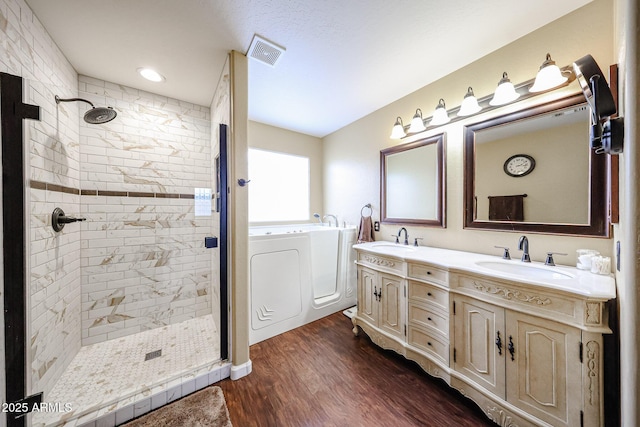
xmin=0 ymin=0 xmax=83 ymax=400
xmin=2 ymin=0 xmax=218 ymax=406
xmin=77 ymin=76 xmax=213 ymax=346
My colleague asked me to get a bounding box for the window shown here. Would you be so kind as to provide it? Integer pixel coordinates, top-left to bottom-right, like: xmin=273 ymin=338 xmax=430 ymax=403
xmin=248 ymin=148 xmax=310 ymax=222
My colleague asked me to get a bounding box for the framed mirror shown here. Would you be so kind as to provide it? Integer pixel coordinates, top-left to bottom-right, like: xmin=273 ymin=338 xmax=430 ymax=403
xmin=381 ymin=133 xmax=446 ymax=226
xmin=463 ymin=93 xmax=609 ymax=236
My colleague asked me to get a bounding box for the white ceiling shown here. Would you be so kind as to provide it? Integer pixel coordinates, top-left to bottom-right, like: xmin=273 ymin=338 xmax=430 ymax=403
xmin=24 ymin=0 xmax=592 ymax=137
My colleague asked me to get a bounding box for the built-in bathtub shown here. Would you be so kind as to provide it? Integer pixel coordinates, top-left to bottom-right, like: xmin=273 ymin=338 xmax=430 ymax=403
xmin=248 ymin=224 xmax=357 ymax=344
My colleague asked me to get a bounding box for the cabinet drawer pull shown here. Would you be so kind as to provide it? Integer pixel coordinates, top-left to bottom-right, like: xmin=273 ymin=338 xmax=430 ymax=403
xmin=426 ymin=271 xmax=432 ymax=275
xmin=427 ymin=342 xmax=432 ymax=346
xmin=427 ymin=292 xmax=432 ymax=296
xmin=495 ymin=331 xmax=503 ymax=355
xmin=427 ymin=317 xmax=432 ymax=321
xmin=508 ymin=335 xmax=515 ymax=361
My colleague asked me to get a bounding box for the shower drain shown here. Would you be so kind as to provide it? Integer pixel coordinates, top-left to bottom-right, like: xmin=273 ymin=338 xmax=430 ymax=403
xmin=144 ymin=349 xmax=162 ymax=361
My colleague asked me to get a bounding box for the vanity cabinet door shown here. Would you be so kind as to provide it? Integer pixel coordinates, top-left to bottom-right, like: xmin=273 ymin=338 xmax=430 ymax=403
xmin=357 ymin=266 xmax=377 ymax=325
xmin=356 ymin=266 xmax=405 ymax=340
xmin=453 ymin=295 xmax=506 ymax=399
xmin=454 ymin=295 xmax=583 ymax=427
xmin=505 ymin=311 xmax=582 ymax=427
xmin=379 ymin=272 xmax=404 ymax=338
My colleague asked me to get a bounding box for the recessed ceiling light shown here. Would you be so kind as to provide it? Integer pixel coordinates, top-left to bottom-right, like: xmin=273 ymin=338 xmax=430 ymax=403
xmin=137 ymin=67 xmax=165 ymax=82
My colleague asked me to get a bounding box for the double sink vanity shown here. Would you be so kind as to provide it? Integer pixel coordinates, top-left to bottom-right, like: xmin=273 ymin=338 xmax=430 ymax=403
xmin=352 ymin=240 xmax=615 ymax=427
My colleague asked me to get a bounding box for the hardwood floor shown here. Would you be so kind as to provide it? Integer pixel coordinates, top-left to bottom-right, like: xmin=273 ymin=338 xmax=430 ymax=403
xmin=218 ymin=312 xmax=495 ymax=427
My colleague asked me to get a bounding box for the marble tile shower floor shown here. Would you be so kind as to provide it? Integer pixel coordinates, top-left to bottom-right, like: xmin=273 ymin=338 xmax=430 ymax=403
xmin=31 ymin=314 xmax=221 ymax=427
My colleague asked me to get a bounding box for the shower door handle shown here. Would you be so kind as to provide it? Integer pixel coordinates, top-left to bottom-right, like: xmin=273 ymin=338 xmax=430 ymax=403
xmin=237 ymin=178 xmax=251 ymax=187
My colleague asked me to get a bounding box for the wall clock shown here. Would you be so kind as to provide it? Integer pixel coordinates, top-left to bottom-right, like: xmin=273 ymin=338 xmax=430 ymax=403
xmin=503 ymin=154 xmax=535 ymax=177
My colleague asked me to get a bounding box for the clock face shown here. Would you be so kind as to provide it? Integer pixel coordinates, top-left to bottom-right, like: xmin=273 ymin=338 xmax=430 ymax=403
xmin=503 ymin=154 xmax=535 ymax=177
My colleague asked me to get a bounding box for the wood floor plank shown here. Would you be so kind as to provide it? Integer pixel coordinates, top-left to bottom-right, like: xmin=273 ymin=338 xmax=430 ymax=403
xmin=219 ymin=312 xmax=495 ymax=426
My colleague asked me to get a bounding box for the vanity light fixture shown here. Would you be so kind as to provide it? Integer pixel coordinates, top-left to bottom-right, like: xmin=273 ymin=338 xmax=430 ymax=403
xmin=137 ymin=67 xmax=166 ymax=83
xmin=573 ymin=54 xmax=624 ymax=154
xmin=408 ymin=108 xmax=426 ymax=133
xmin=390 ymin=116 xmax=406 ymax=139
xmin=529 ymin=53 xmax=567 ymax=93
xmin=430 ymin=99 xmax=450 ymax=126
xmin=490 ymin=72 xmax=520 ymax=106
xmin=457 ymin=87 xmax=482 ymax=117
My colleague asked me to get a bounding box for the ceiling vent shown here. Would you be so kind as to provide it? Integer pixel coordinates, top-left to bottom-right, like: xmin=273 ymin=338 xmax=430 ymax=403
xmin=247 ymin=35 xmax=285 ymax=67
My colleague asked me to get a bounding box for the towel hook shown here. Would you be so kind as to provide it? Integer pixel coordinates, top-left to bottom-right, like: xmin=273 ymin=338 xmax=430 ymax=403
xmin=361 ymin=203 xmax=373 ymax=217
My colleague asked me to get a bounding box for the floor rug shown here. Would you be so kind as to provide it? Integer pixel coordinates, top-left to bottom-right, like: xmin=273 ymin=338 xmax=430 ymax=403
xmin=122 ymin=386 xmax=232 ymax=427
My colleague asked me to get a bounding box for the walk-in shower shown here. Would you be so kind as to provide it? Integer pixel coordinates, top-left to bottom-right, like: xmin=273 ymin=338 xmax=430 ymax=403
xmin=7 ymin=76 xmax=229 ymax=427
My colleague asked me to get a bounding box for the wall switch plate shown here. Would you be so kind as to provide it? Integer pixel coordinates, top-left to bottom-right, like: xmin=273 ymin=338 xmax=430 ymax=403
xmin=374 ymin=221 xmax=380 ymax=231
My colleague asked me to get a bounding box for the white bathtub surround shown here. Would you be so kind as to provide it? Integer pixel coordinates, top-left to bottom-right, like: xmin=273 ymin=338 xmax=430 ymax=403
xmin=31 ymin=314 xmax=223 ymax=427
xmin=248 ymin=224 xmax=357 ymax=344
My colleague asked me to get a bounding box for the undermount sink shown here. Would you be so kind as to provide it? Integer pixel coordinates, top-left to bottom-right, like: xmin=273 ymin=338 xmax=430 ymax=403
xmin=475 ymin=261 xmax=575 ymax=280
xmin=370 ymin=242 xmax=417 ymax=252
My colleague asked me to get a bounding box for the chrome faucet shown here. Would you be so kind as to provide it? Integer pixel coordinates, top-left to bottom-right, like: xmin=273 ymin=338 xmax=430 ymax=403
xmin=322 ymin=214 xmax=338 ymax=227
xmin=518 ymin=235 xmax=531 ymax=262
xmin=397 ymin=227 xmax=409 ymax=245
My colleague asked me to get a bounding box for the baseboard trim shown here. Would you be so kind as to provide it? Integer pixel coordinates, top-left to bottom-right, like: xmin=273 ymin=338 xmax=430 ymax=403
xmin=230 ymin=360 xmax=252 ymax=380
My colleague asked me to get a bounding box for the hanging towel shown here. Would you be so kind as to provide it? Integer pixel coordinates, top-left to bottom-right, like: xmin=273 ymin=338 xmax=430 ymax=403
xmin=357 ymin=215 xmax=375 ymax=243
xmin=488 ymin=194 xmax=526 ymax=221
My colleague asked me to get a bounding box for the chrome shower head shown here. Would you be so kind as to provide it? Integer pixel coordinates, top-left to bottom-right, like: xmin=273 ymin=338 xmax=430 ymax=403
xmin=55 ymin=95 xmax=117 ymax=124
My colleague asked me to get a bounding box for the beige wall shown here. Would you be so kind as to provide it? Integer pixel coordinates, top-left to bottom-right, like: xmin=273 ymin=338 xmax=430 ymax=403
xmin=323 ymin=0 xmax=614 ymax=266
xmin=248 ymin=121 xmax=324 ymax=225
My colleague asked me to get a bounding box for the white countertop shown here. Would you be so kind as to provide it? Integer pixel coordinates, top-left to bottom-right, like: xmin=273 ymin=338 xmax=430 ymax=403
xmin=353 ymin=241 xmax=616 ymax=300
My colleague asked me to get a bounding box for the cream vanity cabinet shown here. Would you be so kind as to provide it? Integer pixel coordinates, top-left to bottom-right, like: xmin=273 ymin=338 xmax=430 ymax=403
xmin=352 ymin=243 xmax=614 ymax=427
xmin=355 ymin=252 xmax=406 ymax=345
xmin=453 ymin=294 xmax=582 ymax=427
xmin=450 ymin=271 xmax=610 ymax=427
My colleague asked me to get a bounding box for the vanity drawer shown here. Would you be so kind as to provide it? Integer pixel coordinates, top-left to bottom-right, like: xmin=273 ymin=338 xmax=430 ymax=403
xmin=408 ymin=263 xmax=448 ymax=286
xmin=408 ymin=280 xmax=449 ymax=312
xmin=357 ymin=252 xmax=403 ymax=274
xmin=408 ymin=325 xmax=449 ymax=365
xmin=408 ymin=302 xmax=449 ymax=337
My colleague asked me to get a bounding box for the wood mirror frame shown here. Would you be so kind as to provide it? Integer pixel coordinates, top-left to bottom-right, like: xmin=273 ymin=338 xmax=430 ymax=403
xmin=381 ymin=133 xmax=446 ymax=227
xmin=463 ymin=93 xmax=609 ymax=236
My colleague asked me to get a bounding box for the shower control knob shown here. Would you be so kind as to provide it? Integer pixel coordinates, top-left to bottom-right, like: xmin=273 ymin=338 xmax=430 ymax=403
xmin=52 ymin=207 xmax=86 ymax=232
